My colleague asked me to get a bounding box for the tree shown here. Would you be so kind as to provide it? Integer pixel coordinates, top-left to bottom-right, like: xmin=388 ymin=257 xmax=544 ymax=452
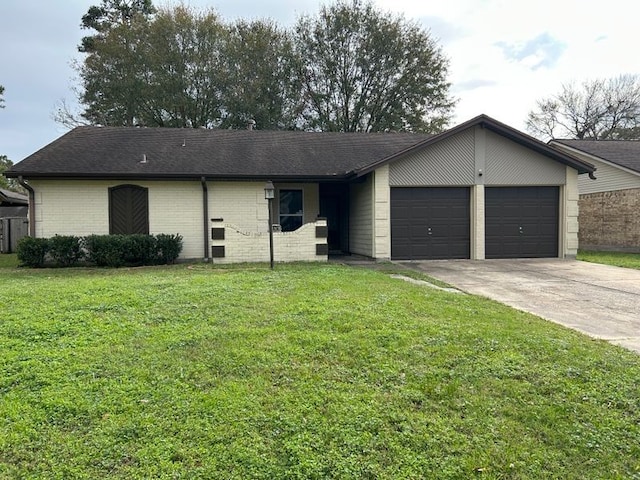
xmin=527 ymin=74 xmax=640 ymax=140
xmin=293 ymin=0 xmax=454 ymax=133
xmin=0 ymin=155 xmax=23 ymax=192
xmin=0 ymin=84 xmax=4 ymax=109
xmin=220 ymin=20 xmax=300 ymax=130
xmin=143 ymin=6 xmax=227 ymax=128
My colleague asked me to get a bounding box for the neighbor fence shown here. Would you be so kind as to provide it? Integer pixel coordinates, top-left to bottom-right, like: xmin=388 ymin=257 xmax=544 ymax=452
xmin=0 ymin=217 xmax=29 ymax=253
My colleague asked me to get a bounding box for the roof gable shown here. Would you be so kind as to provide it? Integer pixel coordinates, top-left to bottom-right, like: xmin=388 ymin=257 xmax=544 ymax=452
xmin=551 ymin=139 xmax=640 ymax=175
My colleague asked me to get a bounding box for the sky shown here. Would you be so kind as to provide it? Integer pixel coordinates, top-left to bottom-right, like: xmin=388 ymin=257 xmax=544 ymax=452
xmin=1 ymin=0 xmax=638 ymax=163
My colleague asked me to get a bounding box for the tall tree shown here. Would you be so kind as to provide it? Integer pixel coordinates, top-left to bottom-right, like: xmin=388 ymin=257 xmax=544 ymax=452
xmin=293 ymin=0 xmax=454 ymax=133
xmin=143 ymin=6 xmax=226 ymax=128
xmin=527 ymin=74 xmax=640 ymax=140
xmin=220 ymin=20 xmax=300 ymax=130
xmin=0 ymin=84 xmax=4 ymax=109
xmin=78 ymin=0 xmax=156 ymax=126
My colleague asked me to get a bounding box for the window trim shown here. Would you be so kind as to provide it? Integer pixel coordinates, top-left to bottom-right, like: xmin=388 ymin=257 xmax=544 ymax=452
xmin=278 ymin=188 xmax=304 ymax=232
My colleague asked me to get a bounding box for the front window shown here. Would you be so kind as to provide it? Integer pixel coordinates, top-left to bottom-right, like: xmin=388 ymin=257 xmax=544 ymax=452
xmin=279 ymin=189 xmax=303 ymax=232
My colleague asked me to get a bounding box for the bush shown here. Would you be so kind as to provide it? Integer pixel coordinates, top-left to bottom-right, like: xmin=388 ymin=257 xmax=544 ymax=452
xmin=155 ymin=233 xmax=183 ymax=264
xmin=16 ymin=237 xmax=49 ymax=267
xmin=84 ymin=234 xmax=127 ymax=268
xmin=84 ymin=233 xmax=183 ymax=267
xmin=48 ymin=235 xmax=84 ymax=267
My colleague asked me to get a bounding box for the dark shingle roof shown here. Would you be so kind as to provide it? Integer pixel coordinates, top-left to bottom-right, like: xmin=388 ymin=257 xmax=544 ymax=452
xmin=7 ymin=127 xmax=432 ymax=180
xmin=552 ymin=139 xmax=640 ymax=174
xmin=6 ymin=115 xmax=596 ymax=180
xmin=0 ymin=188 xmax=28 ymax=205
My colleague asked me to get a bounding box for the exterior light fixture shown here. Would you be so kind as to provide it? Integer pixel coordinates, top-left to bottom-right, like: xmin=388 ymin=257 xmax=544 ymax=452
xmin=264 ymin=181 xmax=275 ymax=268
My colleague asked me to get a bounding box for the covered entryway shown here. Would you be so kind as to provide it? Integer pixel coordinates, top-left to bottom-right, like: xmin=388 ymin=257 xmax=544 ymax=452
xmin=485 ymin=186 xmax=559 ymax=258
xmin=391 ymin=187 xmax=470 ymax=260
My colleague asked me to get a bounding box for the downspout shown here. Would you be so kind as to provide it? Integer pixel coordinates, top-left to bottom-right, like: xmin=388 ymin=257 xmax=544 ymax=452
xmin=18 ymin=176 xmax=36 ymax=237
xmin=201 ymin=177 xmax=210 ymax=262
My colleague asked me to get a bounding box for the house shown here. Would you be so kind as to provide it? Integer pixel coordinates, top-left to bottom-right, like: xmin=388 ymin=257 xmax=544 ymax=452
xmin=0 ymin=188 xmax=28 ymax=218
xmin=0 ymin=188 xmax=29 ymax=253
xmin=5 ymin=115 xmax=595 ymax=263
xmin=550 ymin=140 xmax=640 ymax=252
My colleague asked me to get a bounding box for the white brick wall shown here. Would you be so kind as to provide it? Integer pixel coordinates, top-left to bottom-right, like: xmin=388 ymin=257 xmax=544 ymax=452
xmin=564 ymin=167 xmax=580 ymax=256
xmin=373 ymin=165 xmax=391 ymax=259
xmin=210 ymin=218 xmax=327 ymax=264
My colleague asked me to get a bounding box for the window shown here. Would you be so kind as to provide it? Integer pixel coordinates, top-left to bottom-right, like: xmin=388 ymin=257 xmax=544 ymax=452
xmin=279 ymin=189 xmax=303 ymax=231
xmin=109 ymin=185 xmax=149 ymax=234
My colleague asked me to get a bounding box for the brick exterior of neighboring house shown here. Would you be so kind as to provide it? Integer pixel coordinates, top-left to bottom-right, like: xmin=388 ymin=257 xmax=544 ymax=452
xmin=551 ymin=140 xmax=640 ymax=253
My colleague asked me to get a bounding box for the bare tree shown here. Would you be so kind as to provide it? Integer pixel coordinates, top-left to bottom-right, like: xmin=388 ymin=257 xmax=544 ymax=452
xmin=527 ymin=74 xmax=640 ymax=140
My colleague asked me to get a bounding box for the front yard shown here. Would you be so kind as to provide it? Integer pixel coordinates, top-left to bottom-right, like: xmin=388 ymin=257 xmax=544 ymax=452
xmin=1 ymin=262 xmax=639 ymax=478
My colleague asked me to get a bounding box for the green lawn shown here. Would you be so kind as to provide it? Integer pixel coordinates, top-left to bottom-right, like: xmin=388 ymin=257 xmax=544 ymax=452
xmin=1 ymin=263 xmax=639 ymax=479
xmin=0 ymin=253 xmax=18 ymax=269
xmin=578 ymin=250 xmax=640 ymax=270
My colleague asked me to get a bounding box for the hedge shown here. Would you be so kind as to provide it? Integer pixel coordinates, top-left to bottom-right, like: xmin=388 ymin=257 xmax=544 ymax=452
xmin=16 ymin=234 xmax=183 ymax=268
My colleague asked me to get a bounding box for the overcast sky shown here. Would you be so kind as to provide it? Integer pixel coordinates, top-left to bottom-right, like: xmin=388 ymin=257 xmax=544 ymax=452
xmin=1 ymin=0 xmax=638 ymax=163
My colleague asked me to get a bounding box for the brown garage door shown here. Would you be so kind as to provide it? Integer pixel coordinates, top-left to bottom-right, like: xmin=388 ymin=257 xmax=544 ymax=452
xmin=485 ymin=186 xmax=559 ymax=258
xmin=391 ymin=187 xmax=470 ymax=260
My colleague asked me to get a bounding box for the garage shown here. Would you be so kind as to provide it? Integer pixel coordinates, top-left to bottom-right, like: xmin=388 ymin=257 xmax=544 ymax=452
xmin=485 ymin=186 xmax=559 ymax=258
xmin=391 ymin=187 xmax=470 ymax=260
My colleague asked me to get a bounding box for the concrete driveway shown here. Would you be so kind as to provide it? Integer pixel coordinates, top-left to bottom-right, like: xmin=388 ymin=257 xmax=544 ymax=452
xmin=402 ymin=259 xmax=640 ymax=353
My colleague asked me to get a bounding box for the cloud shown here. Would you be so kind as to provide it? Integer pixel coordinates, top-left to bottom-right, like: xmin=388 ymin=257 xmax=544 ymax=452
xmin=453 ymin=79 xmax=498 ymax=92
xmin=495 ymin=32 xmax=566 ymax=70
xmin=417 ymin=16 xmax=467 ymax=44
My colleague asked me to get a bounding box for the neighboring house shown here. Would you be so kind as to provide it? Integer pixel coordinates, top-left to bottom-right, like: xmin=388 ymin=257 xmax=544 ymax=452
xmin=0 ymin=188 xmax=29 ymax=253
xmin=0 ymin=188 xmax=28 ymax=218
xmin=6 ymin=115 xmax=595 ymax=263
xmin=550 ymin=140 xmax=640 ymax=252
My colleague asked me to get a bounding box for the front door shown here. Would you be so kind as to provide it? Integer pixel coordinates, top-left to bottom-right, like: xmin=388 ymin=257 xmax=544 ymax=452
xmin=319 ymin=183 xmax=349 ymax=254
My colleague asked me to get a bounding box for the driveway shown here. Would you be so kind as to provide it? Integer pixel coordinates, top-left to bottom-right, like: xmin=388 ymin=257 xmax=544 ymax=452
xmin=402 ymin=259 xmax=640 ymax=353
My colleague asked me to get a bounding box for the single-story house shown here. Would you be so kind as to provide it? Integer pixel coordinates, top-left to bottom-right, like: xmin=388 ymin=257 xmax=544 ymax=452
xmin=0 ymin=188 xmax=28 ymax=218
xmin=0 ymin=188 xmax=29 ymax=253
xmin=6 ymin=115 xmax=595 ymax=263
xmin=550 ymin=139 xmax=640 ymax=252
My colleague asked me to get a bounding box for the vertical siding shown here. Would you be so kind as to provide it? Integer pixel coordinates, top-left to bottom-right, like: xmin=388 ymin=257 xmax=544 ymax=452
xmin=485 ymin=130 xmax=566 ymax=185
xmin=389 ymin=129 xmax=475 ymax=186
xmin=349 ymin=174 xmax=373 ymax=256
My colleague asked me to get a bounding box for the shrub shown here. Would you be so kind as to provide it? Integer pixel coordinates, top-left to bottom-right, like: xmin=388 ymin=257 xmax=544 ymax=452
xmin=16 ymin=237 xmax=49 ymax=267
xmin=155 ymin=233 xmax=183 ymax=264
xmin=122 ymin=234 xmax=157 ymax=266
xmin=48 ymin=235 xmax=84 ymax=267
xmin=84 ymin=234 xmax=127 ymax=268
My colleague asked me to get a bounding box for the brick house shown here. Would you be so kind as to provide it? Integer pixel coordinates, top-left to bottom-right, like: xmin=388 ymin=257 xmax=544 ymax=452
xmin=550 ymin=140 xmax=640 ymax=253
xmin=6 ymin=115 xmax=595 ymax=263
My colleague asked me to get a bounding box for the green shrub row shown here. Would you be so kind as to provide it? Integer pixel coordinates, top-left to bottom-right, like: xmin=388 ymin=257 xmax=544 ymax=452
xmin=17 ymin=234 xmax=183 ymax=268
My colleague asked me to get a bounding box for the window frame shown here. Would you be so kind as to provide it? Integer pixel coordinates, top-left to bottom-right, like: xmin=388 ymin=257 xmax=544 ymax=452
xmin=278 ymin=188 xmax=304 ymax=232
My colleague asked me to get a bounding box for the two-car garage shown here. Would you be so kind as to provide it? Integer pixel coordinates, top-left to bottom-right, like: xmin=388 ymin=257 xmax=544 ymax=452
xmin=390 ymin=186 xmax=560 ymax=260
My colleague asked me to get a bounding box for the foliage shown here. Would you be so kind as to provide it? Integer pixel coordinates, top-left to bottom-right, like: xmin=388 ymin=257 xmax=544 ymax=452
xmin=294 ymin=0 xmax=455 ymax=132
xmin=47 ymin=235 xmax=84 ymax=267
xmin=83 ymin=233 xmax=182 ymax=267
xmin=578 ymin=250 xmax=640 ymax=270
xmin=0 ymin=83 xmax=4 ymax=108
xmin=220 ymin=19 xmax=300 ymax=130
xmin=16 ymin=237 xmax=48 ymax=267
xmin=527 ymin=74 xmax=640 ymax=140
xmin=68 ymin=1 xmax=454 ymax=132
xmin=154 ymin=233 xmax=182 ymax=264
xmin=1 ymin=264 xmax=639 ymax=478
xmin=0 ymin=155 xmax=15 ymax=190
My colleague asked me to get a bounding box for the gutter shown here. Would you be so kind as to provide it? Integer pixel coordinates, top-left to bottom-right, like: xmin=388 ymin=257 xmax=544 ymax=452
xmin=18 ymin=176 xmax=36 ymax=237
xmin=201 ymin=177 xmax=210 ymax=262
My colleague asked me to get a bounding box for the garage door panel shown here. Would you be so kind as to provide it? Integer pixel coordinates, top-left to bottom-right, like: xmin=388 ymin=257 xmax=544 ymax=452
xmin=391 ymin=187 xmax=470 ymax=260
xmin=486 ymin=187 xmax=559 ymax=259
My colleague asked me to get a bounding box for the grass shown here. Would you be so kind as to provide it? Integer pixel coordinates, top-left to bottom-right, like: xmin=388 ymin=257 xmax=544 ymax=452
xmin=0 ymin=253 xmax=18 ymax=268
xmin=578 ymin=250 xmax=640 ymax=270
xmin=1 ymin=263 xmax=640 ymax=479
